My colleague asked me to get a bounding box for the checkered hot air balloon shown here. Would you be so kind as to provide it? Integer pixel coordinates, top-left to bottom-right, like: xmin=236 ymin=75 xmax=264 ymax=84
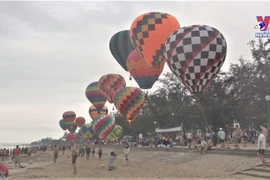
xmin=85 ymin=81 xmax=107 ymax=110
xmin=109 ymin=30 xmax=134 ymax=71
xmin=81 ymin=123 xmax=95 ymax=139
xmin=92 ymin=115 xmax=116 ymax=140
xmin=89 ymin=105 xmax=108 ymax=120
xmin=114 ymin=87 xmax=145 ymax=123
xmin=108 ymin=125 xmax=123 ymax=141
xmin=59 ymin=119 xmax=67 ymax=131
xmin=98 ymin=74 xmax=126 ymax=103
xmin=127 ymin=49 xmax=165 ymax=89
xmin=130 ymin=12 xmax=180 ymax=68
xmin=164 ymin=25 xmax=227 ymax=93
xmin=62 ymin=111 xmax=76 ymax=125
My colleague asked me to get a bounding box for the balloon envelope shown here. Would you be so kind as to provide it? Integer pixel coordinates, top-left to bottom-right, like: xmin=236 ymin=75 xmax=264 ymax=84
xmin=62 ymin=111 xmax=76 ymax=125
xmin=81 ymin=123 xmax=95 ymax=139
xmin=92 ymin=115 xmax=116 ymax=140
xmin=127 ymin=49 xmax=164 ymax=89
xmin=67 ymin=123 xmax=77 ymax=133
xmin=59 ymin=119 xmax=67 ymax=131
xmin=164 ymin=25 xmax=227 ymax=93
xmin=108 ymin=125 xmax=123 ymax=141
xmin=98 ymin=74 xmax=126 ymax=103
xmin=109 ymin=30 xmax=134 ymax=71
xmin=89 ymin=105 xmax=108 ymax=120
xmin=75 ymin=117 xmax=85 ymax=128
xmin=85 ymin=81 xmax=107 ymax=109
xmin=66 ymin=133 xmax=76 ymax=141
xmin=130 ymin=12 xmax=180 ymax=67
xmin=114 ymin=87 xmax=145 ymax=122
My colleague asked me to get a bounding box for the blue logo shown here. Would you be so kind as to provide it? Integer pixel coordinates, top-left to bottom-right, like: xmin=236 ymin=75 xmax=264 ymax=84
xmin=254 ymin=16 xmax=270 ymax=38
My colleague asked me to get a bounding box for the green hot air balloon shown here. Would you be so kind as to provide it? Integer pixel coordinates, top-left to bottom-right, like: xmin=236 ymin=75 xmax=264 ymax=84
xmin=109 ymin=125 xmax=123 ymax=141
xmin=109 ymin=30 xmax=134 ymax=71
xmin=92 ymin=115 xmax=116 ymax=140
xmin=59 ymin=119 xmax=67 ymax=131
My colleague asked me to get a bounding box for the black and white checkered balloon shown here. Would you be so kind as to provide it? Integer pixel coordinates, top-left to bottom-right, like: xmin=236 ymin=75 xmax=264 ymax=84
xmin=164 ymin=25 xmax=227 ymax=93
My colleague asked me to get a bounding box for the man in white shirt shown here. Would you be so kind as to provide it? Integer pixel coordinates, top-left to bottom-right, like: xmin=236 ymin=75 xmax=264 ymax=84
xmin=257 ymin=128 xmax=267 ymax=168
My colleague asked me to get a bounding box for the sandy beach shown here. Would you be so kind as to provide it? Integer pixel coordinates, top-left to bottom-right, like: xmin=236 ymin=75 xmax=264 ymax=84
xmin=3 ymin=146 xmax=268 ymax=180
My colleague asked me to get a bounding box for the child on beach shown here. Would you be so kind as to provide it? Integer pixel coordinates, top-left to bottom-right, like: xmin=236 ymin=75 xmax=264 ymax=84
xmin=53 ymin=144 xmax=59 ymax=163
xmin=98 ymin=145 xmax=102 ymax=160
xmin=200 ymin=139 xmax=207 ymax=154
xmin=107 ymin=151 xmax=117 ymax=171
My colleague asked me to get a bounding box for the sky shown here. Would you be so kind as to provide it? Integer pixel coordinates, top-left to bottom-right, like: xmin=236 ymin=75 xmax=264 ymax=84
xmin=0 ymin=1 xmax=269 ymax=144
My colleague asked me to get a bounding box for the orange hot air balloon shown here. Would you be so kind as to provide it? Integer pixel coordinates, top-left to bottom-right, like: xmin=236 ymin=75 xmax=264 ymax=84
xmin=75 ymin=117 xmax=85 ymax=127
xmin=127 ymin=49 xmax=165 ymax=89
xmin=130 ymin=12 xmax=180 ymax=68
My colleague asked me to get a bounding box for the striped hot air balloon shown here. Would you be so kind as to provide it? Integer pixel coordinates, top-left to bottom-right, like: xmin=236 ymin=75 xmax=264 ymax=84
xmin=130 ymin=12 xmax=180 ymax=67
xmin=114 ymin=87 xmax=145 ymax=123
xmin=85 ymin=81 xmax=107 ymax=110
xmin=92 ymin=115 xmax=115 ymax=140
xmin=62 ymin=111 xmax=76 ymax=125
xmin=98 ymin=74 xmax=126 ymax=103
xmin=127 ymin=49 xmax=165 ymax=89
xmin=89 ymin=105 xmax=108 ymax=120
xmin=109 ymin=30 xmax=134 ymax=71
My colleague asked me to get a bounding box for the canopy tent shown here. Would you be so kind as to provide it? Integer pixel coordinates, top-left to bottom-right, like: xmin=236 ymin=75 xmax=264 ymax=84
xmin=155 ymin=126 xmax=182 ymax=133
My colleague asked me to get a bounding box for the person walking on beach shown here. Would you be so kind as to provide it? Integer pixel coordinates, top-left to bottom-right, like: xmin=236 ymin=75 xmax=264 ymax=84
xmin=62 ymin=145 xmax=66 ymax=155
xmin=71 ymin=141 xmax=78 ymax=175
xmin=53 ymin=144 xmax=59 ymax=163
xmin=107 ymin=151 xmax=117 ymax=171
xmin=257 ymin=128 xmax=267 ymax=168
xmin=218 ymin=128 xmax=226 ymax=148
xmin=124 ymin=143 xmax=130 ymax=166
xmin=92 ymin=140 xmax=96 ymax=157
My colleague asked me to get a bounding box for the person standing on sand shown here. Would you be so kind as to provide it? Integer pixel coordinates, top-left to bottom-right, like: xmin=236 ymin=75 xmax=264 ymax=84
xmin=124 ymin=143 xmax=130 ymax=166
xmin=218 ymin=128 xmax=226 ymax=148
xmin=53 ymin=144 xmax=59 ymax=163
xmin=70 ymin=141 xmax=78 ymax=175
xmin=14 ymin=146 xmax=23 ymax=168
xmin=187 ymin=131 xmax=192 ymax=148
xmin=85 ymin=140 xmax=91 ymax=161
xmin=233 ymin=125 xmax=240 ymax=149
xmin=92 ymin=141 xmax=96 ymax=157
xmin=257 ymin=128 xmax=267 ymax=168
xmin=98 ymin=144 xmax=102 ymax=160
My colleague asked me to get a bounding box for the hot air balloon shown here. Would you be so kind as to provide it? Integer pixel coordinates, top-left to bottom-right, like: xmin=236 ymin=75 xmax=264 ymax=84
xmin=89 ymin=105 xmax=108 ymax=120
xmin=164 ymin=25 xmax=227 ymax=93
xmin=127 ymin=49 xmax=165 ymax=89
xmin=108 ymin=125 xmax=123 ymax=141
xmin=92 ymin=115 xmax=116 ymax=140
xmin=85 ymin=81 xmax=107 ymax=110
xmin=130 ymin=12 xmax=180 ymax=68
xmin=109 ymin=30 xmax=134 ymax=71
xmin=81 ymin=123 xmax=95 ymax=139
xmin=59 ymin=119 xmax=67 ymax=131
xmin=66 ymin=133 xmax=76 ymax=141
xmin=62 ymin=111 xmax=76 ymax=125
xmin=67 ymin=123 xmax=77 ymax=133
xmin=75 ymin=117 xmax=85 ymax=128
xmin=114 ymin=87 xmax=145 ymax=123
xmin=98 ymin=74 xmax=126 ymax=103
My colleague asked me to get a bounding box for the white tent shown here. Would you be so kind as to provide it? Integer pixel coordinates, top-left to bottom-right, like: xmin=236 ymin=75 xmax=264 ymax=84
xmin=155 ymin=126 xmax=182 ymax=133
